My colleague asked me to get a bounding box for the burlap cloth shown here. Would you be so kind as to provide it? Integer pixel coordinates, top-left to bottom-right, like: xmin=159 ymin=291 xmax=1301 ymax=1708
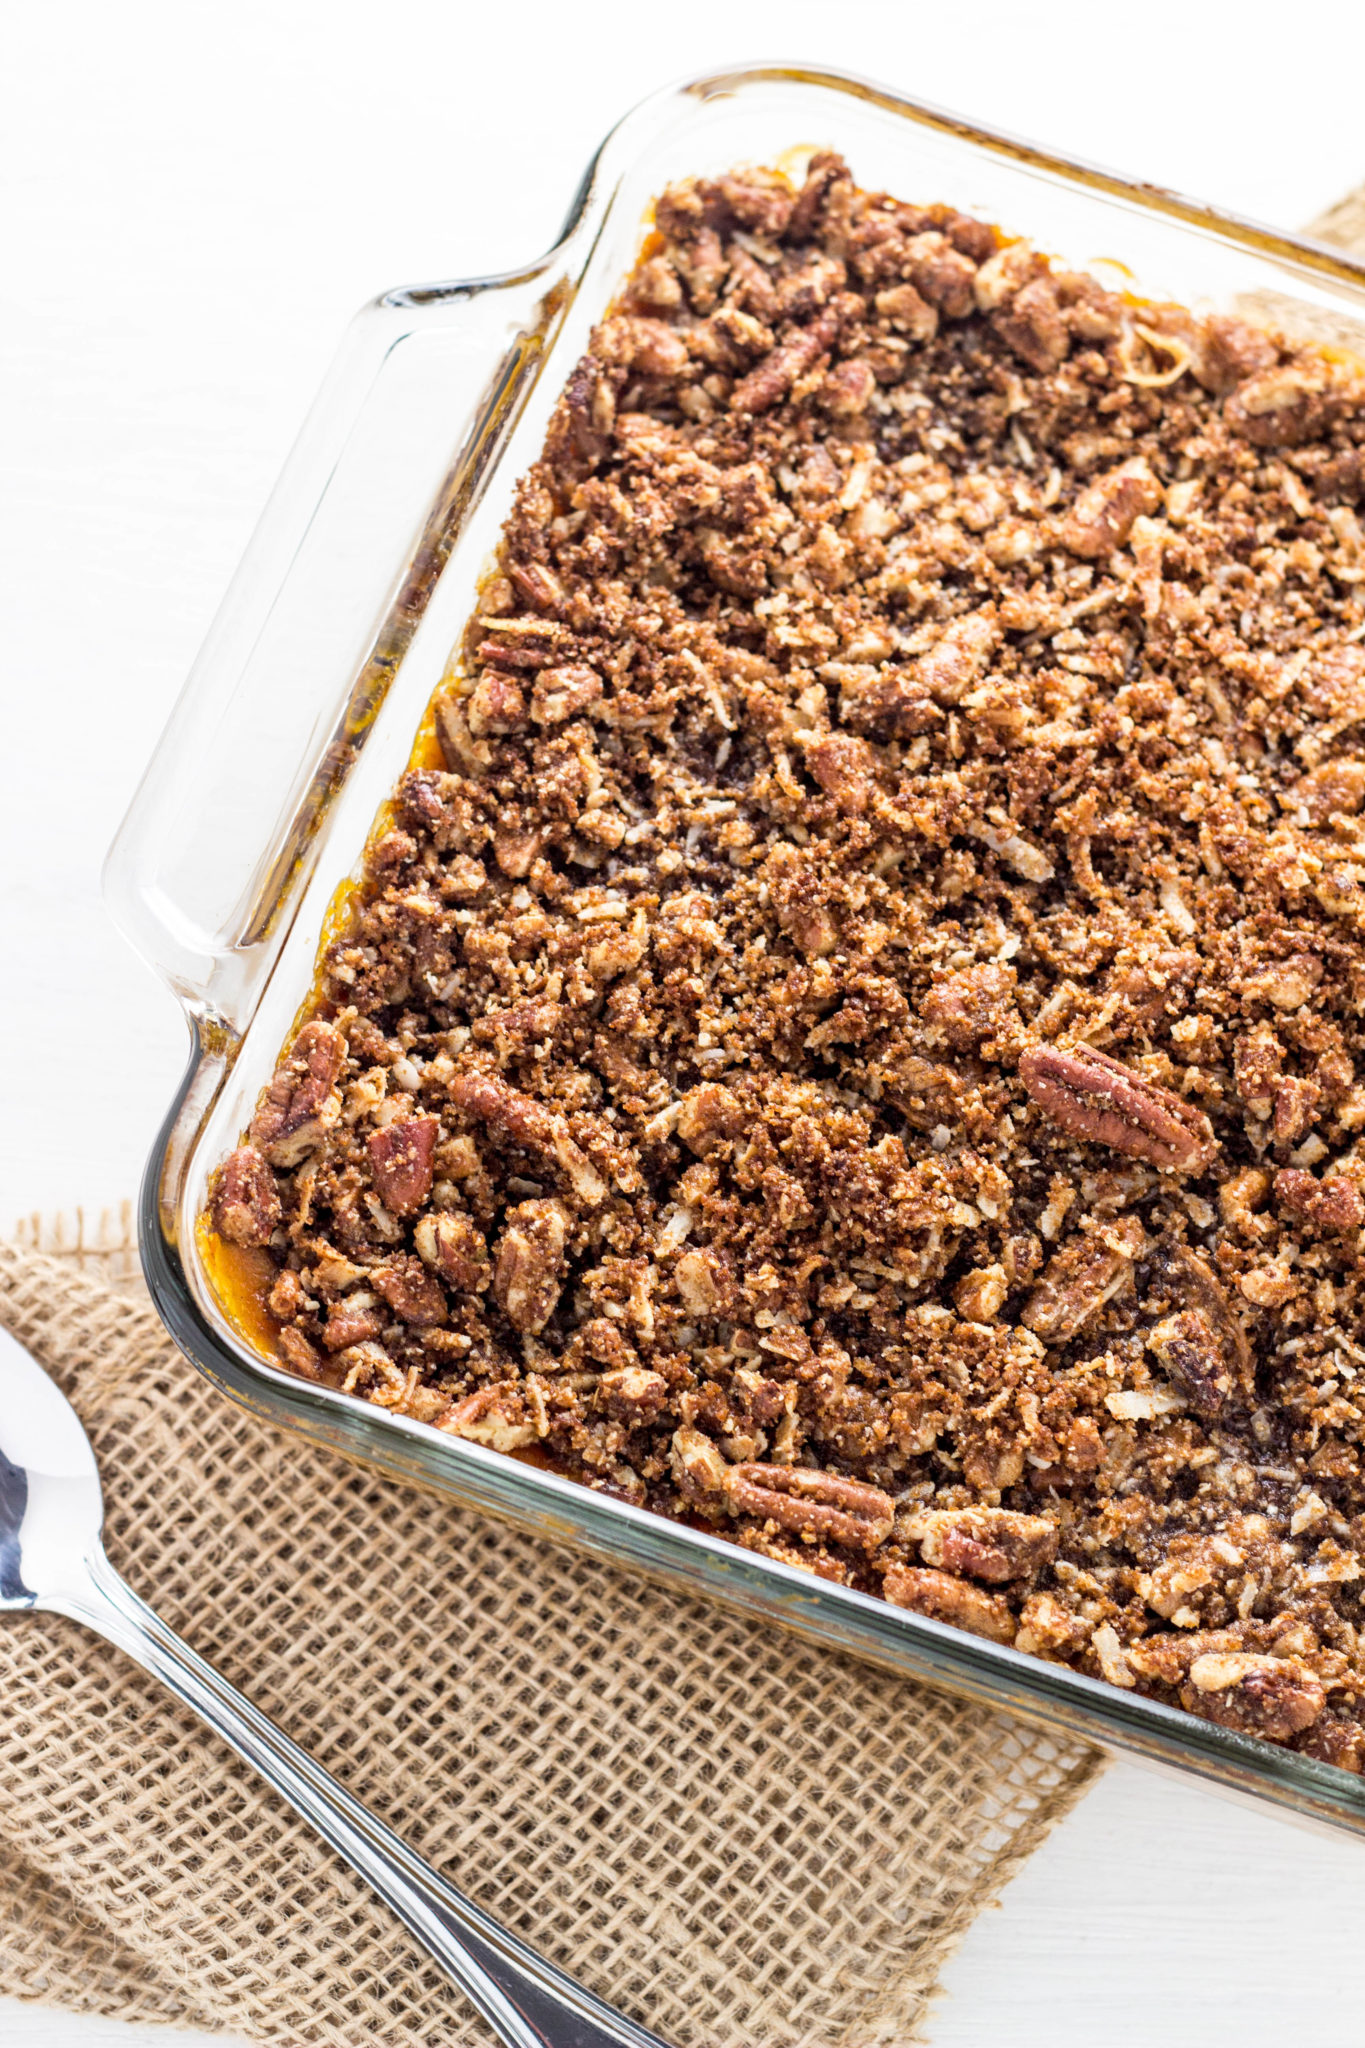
xmin=0 ymin=1212 xmax=1103 ymax=2046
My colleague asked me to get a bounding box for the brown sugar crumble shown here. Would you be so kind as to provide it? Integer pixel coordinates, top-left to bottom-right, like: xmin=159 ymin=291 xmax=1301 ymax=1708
xmin=211 ymin=154 xmax=1365 ymax=1764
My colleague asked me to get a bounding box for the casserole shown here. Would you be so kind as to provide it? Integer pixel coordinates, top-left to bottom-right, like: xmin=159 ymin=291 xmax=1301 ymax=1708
xmin=108 ymin=63 xmax=1365 ymax=1836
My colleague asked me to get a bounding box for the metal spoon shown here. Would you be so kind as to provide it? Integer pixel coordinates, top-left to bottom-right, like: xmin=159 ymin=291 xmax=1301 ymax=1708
xmin=0 ymin=1324 xmax=671 ymax=2048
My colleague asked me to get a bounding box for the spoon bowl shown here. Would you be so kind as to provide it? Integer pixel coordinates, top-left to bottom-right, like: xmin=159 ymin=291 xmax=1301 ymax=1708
xmin=0 ymin=1327 xmax=103 ymax=1609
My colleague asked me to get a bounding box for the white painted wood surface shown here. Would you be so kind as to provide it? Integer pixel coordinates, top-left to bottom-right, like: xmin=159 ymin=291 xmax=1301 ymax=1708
xmin=3 ymin=2 xmax=1365 ymax=2041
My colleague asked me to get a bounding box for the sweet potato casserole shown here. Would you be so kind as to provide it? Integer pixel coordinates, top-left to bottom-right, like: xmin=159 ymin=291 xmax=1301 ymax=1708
xmin=210 ymin=153 xmax=1365 ymax=1762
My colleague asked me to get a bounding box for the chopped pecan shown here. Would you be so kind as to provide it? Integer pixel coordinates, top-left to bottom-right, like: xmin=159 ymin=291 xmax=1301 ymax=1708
xmin=784 ymin=150 xmax=851 ymax=245
xmin=1273 ymin=1076 xmax=1321 ymax=1147
xmin=670 ymin=1423 xmax=730 ymax=1501
xmin=1147 ymin=1312 xmax=1229 ymax=1420
xmin=1297 ymin=1716 xmax=1365 ymax=1774
xmin=882 ymin=1566 xmax=1016 ymax=1643
xmin=413 ymin=1211 xmax=491 ymax=1293
xmin=953 ymin=1264 xmax=1009 ymax=1322
xmin=730 ymin=305 xmax=841 ymax=415
xmin=921 ymin=961 xmax=1018 ymax=1051
xmin=574 ymin=1317 xmax=635 ymax=1369
xmin=1242 ymin=954 xmax=1322 ymax=1013
xmin=210 ymin=1146 xmax=281 ymax=1245
xmin=372 ymin=1253 xmax=447 ymax=1325
xmin=907 ymin=1505 xmax=1057 ymax=1582
xmin=1225 ymin=363 xmax=1332 ymax=447
xmin=723 ymin=1463 xmax=895 ymax=1551
xmin=492 ymin=1198 xmax=569 ymax=1334
xmin=267 ymin=1267 xmax=306 ymax=1320
xmin=873 ymin=280 xmax=937 ymax=340
xmin=1015 ymin=1590 xmax=1094 ymax=1659
xmin=673 ymin=1245 xmax=740 ymax=1317
xmin=1144 ymin=1242 xmax=1251 ymax=1418
xmin=1219 ymin=1164 xmax=1274 ymax=1240
xmin=595 ymin=314 xmax=690 ymax=377
xmin=1022 ymin=1220 xmax=1143 ymax=1344
xmin=442 ymin=1385 xmax=540 ymax=1452
xmin=1182 ymin=1653 xmax=1325 ymax=1740
xmin=903 ymin=233 xmax=977 ymax=318
xmin=803 ymin=731 xmax=876 ymax=815
xmin=491 ymin=822 xmax=548 ymax=878
xmin=1054 ymin=270 xmax=1123 ymax=341
xmin=1294 ymin=758 xmax=1365 ymax=824
xmin=277 ymin=1325 xmax=325 ymax=1381
xmin=836 ymin=663 xmax=940 ymax=738
xmin=465 ymin=670 xmax=527 ymax=733
xmin=1019 ymin=1040 xmax=1217 ymax=1171
xmin=992 ymin=276 xmax=1069 ymax=373
xmin=600 ymin=1366 xmax=669 ymax=1422
xmin=1233 ymin=1022 xmax=1284 ymax=1119
xmin=1274 ymin=1168 xmax=1365 ymax=1238
xmin=820 ymin=358 xmax=877 ymax=417
xmin=1058 ymin=457 xmax=1162 ymax=558
xmin=765 ymin=829 xmax=845 ymax=943
xmin=1193 ymin=315 xmax=1277 ymax=395
xmin=914 ymin=609 xmax=998 ymax=704
xmin=529 ymin=663 xmax=603 ymax=726
xmin=450 ymin=1072 xmax=606 ymax=1206
xmin=367 ymin=1116 xmax=439 ymax=1216
xmin=320 ymin=1295 xmax=386 ymax=1352
xmin=675 ymin=1083 xmax=745 ymax=1156
xmin=249 ymin=1020 xmax=345 ymax=1168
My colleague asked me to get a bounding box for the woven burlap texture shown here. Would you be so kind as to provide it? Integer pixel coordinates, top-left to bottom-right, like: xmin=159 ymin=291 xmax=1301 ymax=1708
xmin=0 ymin=1231 xmax=1103 ymax=2046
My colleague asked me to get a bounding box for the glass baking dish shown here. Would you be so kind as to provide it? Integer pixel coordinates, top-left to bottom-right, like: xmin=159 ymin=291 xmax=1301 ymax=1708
xmin=108 ymin=62 xmax=1365 ymax=1839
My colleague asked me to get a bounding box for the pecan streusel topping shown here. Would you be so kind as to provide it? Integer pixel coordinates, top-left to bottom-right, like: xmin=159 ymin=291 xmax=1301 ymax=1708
xmin=211 ymin=154 xmax=1365 ymax=1765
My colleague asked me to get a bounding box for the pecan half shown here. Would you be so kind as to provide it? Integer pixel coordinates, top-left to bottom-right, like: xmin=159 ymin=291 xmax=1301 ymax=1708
xmin=723 ymin=1462 xmax=895 ymax=1551
xmin=1019 ymin=1041 xmax=1216 ymax=1171
xmin=210 ymin=1146 xmax=281 ymax=1245
xmin=882 ymin=1566 xmax=1017 ymax=1643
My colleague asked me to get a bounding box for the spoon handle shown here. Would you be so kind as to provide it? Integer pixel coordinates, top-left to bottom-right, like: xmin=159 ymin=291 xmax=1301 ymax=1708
xmin=54 ymin=1543 xmax=671 ymax=2048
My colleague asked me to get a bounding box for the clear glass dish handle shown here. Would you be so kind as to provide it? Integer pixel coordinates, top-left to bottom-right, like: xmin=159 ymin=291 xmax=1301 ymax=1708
xmin=104 ymin=271 xmax=562 ymax=1036
xmin=58 ymin=1542 xmax=669 ymax=2048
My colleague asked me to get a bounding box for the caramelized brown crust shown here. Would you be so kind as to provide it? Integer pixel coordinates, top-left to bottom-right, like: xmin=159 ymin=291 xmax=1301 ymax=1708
xmin=209 ymin=153 xmax=1365 ymax=1764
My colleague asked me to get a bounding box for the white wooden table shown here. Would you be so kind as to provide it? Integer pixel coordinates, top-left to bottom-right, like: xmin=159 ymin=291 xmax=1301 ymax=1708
xmin=4 ymin=2 xmax=1365 ymax=2040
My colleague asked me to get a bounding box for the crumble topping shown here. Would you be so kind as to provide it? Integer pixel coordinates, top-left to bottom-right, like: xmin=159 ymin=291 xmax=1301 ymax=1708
xmin=211 ymin=153 xmax=1365 ymax=1766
